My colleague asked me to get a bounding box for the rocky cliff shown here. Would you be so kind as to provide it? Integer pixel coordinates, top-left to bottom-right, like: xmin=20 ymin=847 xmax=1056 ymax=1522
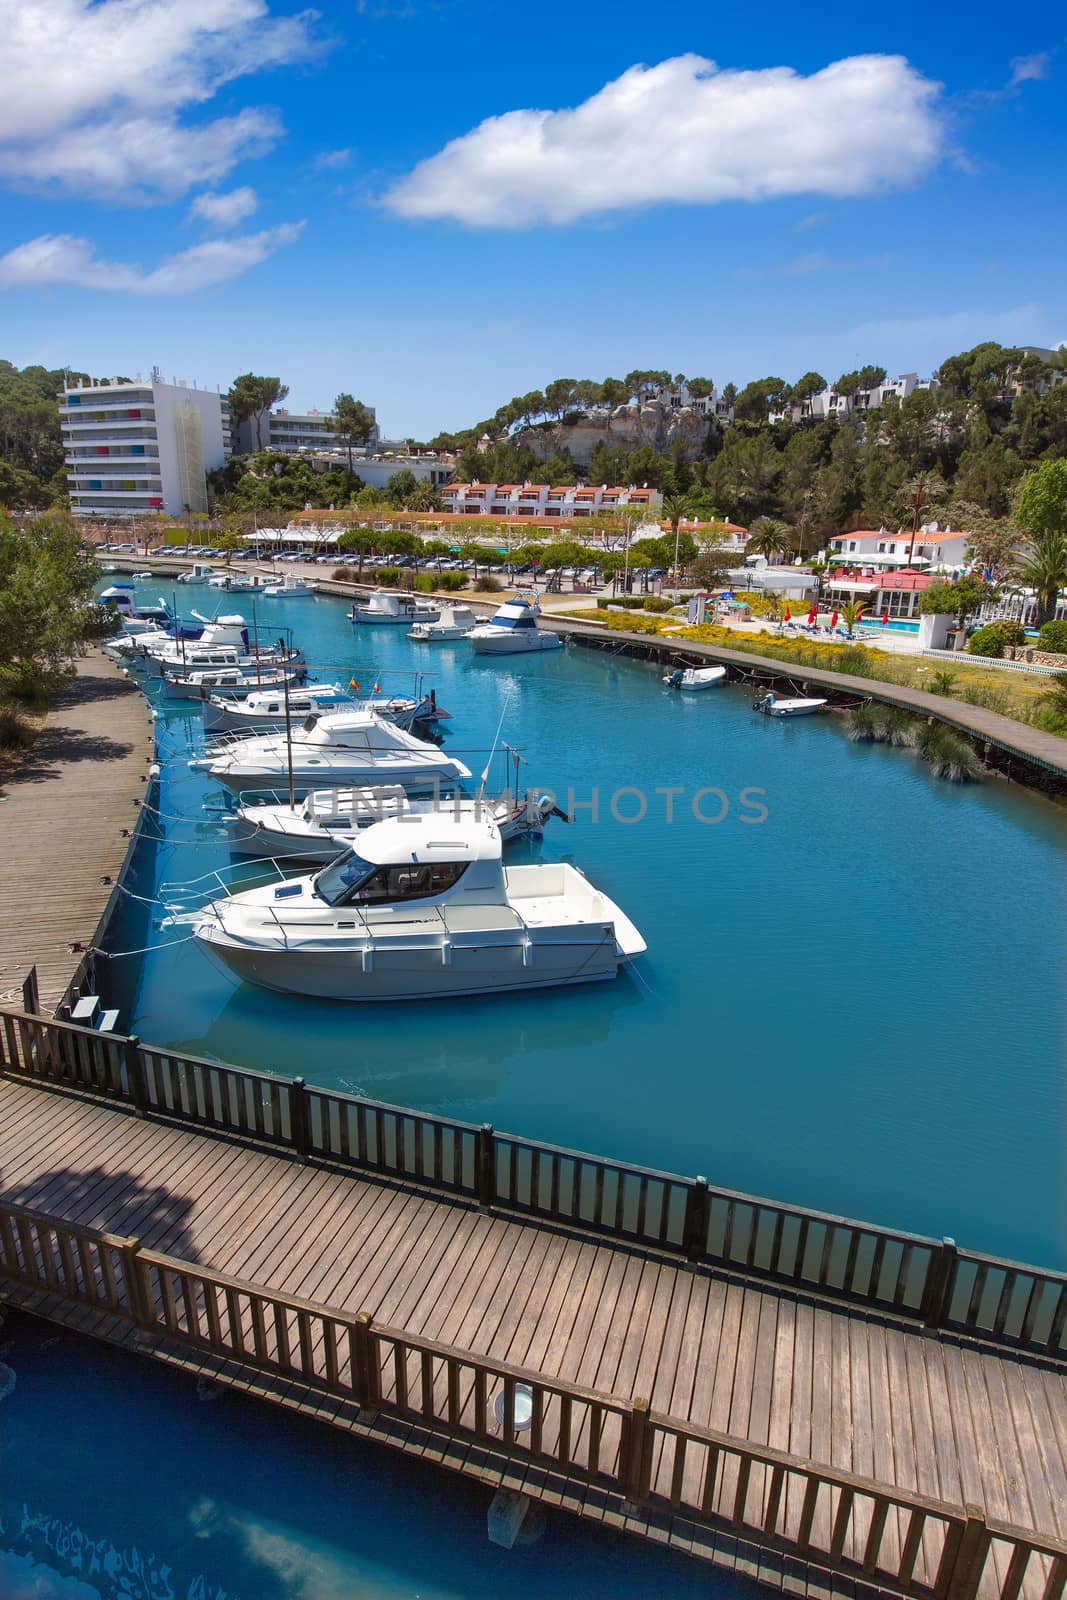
xmin=513 ymin=401 xmax=716 ymax=467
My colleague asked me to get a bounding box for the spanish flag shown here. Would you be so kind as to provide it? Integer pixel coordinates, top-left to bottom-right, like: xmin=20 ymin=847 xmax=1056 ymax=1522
xmin=373 ymin=680 xmax=381 ymax=694
xmin=350 ymin=676 xmax=360 ymax=693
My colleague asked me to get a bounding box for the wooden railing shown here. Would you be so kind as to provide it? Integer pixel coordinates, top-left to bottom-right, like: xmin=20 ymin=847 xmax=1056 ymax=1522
xmin=1 ymin=1005 xmax=1065 ymax=1360
xmin=0 ymin=1196 xmax=1063 ymax=1600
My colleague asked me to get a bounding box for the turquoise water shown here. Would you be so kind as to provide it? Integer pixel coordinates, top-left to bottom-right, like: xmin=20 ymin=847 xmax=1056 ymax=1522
xmin=858 ymin=617 xmax=919 ymax=633
xmin=0 ymin=1307 xmax=753 ymax=1600
xmin=103 ymin=582 xmax=1067 ymax=1267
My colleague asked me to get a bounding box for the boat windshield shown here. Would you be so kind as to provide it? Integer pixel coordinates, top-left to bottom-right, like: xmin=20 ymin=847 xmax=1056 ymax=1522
xmin=313 ymin=849 xmax=468 ymax=907
xmin=313 ymin=850 xmax=376 ymax=906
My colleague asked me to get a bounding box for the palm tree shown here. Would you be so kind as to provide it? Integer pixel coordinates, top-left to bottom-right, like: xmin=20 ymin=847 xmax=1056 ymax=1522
xmin=408 ymin=481 xmax=441 ymax=513
xmin=745 ymin=518 xmax=790 ymax=562
xmin=839 ymin=599 xmax=867 ymax=638
xmin=1012 ymin=532 xmax=1067 ymax=626
xmin=662 ymin=493 xmax=687 ymax=577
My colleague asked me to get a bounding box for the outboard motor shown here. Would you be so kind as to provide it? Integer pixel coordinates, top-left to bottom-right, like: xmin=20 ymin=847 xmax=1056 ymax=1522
xmin=665 ymin=667 xmax=684 ymax=689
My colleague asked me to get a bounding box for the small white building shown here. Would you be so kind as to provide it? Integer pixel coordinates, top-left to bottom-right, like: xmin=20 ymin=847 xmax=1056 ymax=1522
xmin=61 ymin=371 xmax=227 ymax=517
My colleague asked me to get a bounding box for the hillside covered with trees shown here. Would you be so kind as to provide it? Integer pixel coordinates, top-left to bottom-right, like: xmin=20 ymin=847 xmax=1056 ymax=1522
xmin=3 ymin=348 xmax=1065 ymax=555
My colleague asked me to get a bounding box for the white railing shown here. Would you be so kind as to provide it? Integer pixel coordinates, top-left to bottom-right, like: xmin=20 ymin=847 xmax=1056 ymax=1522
xmin=919 ymin=648 xmax=1062 ymax=676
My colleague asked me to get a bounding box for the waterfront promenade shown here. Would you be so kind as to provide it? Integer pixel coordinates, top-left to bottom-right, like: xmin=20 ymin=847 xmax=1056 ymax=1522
xmin=0 ymin=653 xmax=153 ymax=1014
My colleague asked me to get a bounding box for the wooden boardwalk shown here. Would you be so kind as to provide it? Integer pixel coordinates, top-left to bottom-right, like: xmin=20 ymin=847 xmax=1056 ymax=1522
xmin=0 ymin=653 xmax=153 ymax=1014
xmin=0 ymin=1063 xmax=1064 ymax=1598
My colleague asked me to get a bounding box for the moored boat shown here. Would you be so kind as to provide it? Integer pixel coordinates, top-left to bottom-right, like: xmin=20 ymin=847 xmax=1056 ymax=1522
xmin=189 ymin=710 xmax=471 ymax=796
xmin=408 ymin=604 xmax=479 ymax=641
xmin=753 ymin=691 xmax=827 ymax=717
xmin=191 ymin=812 xmax=645 ymax=1001
xmin=226 ymin=786 xmax=558 ymax=860
xmin=469 ymin=593 xmax=562 ymax=655
xmin=664 ymin=665 xmax=727 ymax=691
xmin=349 ymin=591 xmax=442 ymax=626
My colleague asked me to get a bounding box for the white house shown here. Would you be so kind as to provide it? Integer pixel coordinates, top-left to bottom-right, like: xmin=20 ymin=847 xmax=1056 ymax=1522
xmin=61 ymin=371 xmax=227 ymax=517
xmin=234 ymin=406 xmax=381 ymax=456
xmin=828 ymin=525 xmax=971 ymax=573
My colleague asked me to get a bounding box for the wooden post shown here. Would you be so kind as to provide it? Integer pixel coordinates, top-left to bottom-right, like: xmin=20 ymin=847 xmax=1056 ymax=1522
xmin=475 ymin=1123 xmax=495 ymax=1209
xmin=621 ymin=1396 xmax=651 ymax=1506
xmin=921 ymin=1237 xmax=958 ymax=1328
xmin=290 ymin=1077 xmax=310 ymax=1162
xmin=120 ymin=1236 xmax=153 ymax=1330
xmin=124 ymin=1035 xmax=148 ymax=1115
xmin=946 ymin=1506 xmax=990 ymax=1600
xmin=351 ymin=1311 xmax=379 ymax=1408
xmin=683 ymin=1176 xmax=710 ymax=1262
xmin=22 ymin=967 xmax=39 ymax=1017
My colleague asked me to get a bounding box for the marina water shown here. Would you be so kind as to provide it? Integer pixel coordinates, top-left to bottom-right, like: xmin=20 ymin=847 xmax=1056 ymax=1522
xmin=104 ymin=581 xmax=1067 ymax=1270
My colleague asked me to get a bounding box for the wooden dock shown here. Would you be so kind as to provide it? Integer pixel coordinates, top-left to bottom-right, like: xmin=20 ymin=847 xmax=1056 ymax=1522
xmin=1 ymin=1013 xmax=1063 ymax=1600
xmin=0 ymin=653 xmax=153 ymax=1014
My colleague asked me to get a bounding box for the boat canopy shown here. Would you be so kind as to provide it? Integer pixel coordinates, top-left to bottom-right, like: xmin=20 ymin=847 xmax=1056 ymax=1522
xmin=336 ymin=814 xmax=502 ymax=867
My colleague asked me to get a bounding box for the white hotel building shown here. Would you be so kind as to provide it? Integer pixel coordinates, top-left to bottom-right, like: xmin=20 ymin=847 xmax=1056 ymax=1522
xmin=233 ymin=407 xmax=381 ymax=456
xmin=61 ymin=372 xmax=228 ymax=517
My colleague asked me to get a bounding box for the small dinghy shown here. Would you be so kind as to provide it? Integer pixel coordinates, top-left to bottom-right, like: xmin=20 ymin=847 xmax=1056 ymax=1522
xmin=664 ymin=665 xmax=727 ymax=691
xmin=753 ymin=691 xmax=826 ymax=717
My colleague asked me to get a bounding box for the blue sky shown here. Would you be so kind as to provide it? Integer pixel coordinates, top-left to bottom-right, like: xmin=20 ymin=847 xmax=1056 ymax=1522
xmin=0 ymin=0 xmax=1062 ymax=438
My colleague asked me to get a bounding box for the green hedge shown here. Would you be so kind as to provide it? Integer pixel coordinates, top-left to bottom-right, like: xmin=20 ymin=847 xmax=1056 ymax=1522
xmin=968 ymin=620 xmax=1025 ymax=658
xmin=596 ymin=595 xmax=647 ymax=611
xmin=1037 ymin=619 xmax=1067 ymax=653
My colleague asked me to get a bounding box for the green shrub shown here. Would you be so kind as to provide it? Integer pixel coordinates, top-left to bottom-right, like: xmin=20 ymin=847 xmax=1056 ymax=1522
xmin=828 ymin=646 xmax=873 ymax=676
xmin=331 ymin=567 xmax=350 ymax=582
xmin=926 ymin=670 xmax=958 ymax=697
xmin=473 ymin=575 xmax=504 ymax=593
xmin=915 ymin=723 xmax=981 ymax=782
xmin=642 ymin=596 xmax=673 ymax=613
xmin=1037 ymin=619 xmax=1067 ymax=654
xmin=373 ymin=567 xmax=401 ymax=585
xmin=959 ymin=682 xmax=1010 ymax=715
xmin=968 ymin=621 xmax=1025 ymax=658
xmin=596 ymin=595 xmax=646 ymax=611
xmin=436 ymin=571 xmax=470 ymax=593
xmin=0 ymin=704 xmax=33 ymax=752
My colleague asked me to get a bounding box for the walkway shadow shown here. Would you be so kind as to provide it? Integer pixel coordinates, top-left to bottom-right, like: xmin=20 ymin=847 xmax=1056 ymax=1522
xmin=8 ymin=729 xmax=136 ymax=783
xmin=1 ymin=1164 xmax=199 ymax=1263
xmin=56 ymin=671 xmax=140 ymax=709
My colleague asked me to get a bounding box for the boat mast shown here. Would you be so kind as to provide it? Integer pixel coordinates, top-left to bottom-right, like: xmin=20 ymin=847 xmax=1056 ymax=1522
xmin=282 ymin=671 xmax=295 ymax=810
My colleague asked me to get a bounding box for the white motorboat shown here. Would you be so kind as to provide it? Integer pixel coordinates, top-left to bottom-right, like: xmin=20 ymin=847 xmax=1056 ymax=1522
xmin=189 ymin=710 xmax=471 ymax=796
xmin=176 ymin=564 xmax=218 ymax=585
xmin=753 ymin=691 xmax=827 ymax=717
xmin=202 ymin=683 xmax=359 ymax=733
xmin=469 ymin=594 xmax=562 ymax=655
xmin=163 ymin=665 xmax=301 ymax=702
xmin=191 ymin=813 xmax=645 ymax=1001
xmin=207 ymin=574 xmax=268 ymax=593
xmin=202 ymin=684 xmax=444 ymax=736
xmin=408 ymin=604 xmax=479 ymax=642
xmin=226 ymin=786 xmax=559 ymax=860
xmin=664 ymin=665 xmax=727 ymax=691
xmin=261 ymin=576 xmax=314 ymax=597
xmin=349 ymin=591 xmax=442 ymax=626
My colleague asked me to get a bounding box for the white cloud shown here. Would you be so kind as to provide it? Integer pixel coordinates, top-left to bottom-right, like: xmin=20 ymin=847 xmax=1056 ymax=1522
xmin=0 ymin=0 xmax=318 ymax=200
xmin=385 ymin=53 xmax=945 ymax=227
xmin=190 ymin=186 xmax=259 ymax=227
xmin=0 ymin=223 xmax=304 ymax=294
xmin=315 ymin=146 xmax=352 ymax=169
xmin=1008 ymin=53 xmax=1049 ymax=88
